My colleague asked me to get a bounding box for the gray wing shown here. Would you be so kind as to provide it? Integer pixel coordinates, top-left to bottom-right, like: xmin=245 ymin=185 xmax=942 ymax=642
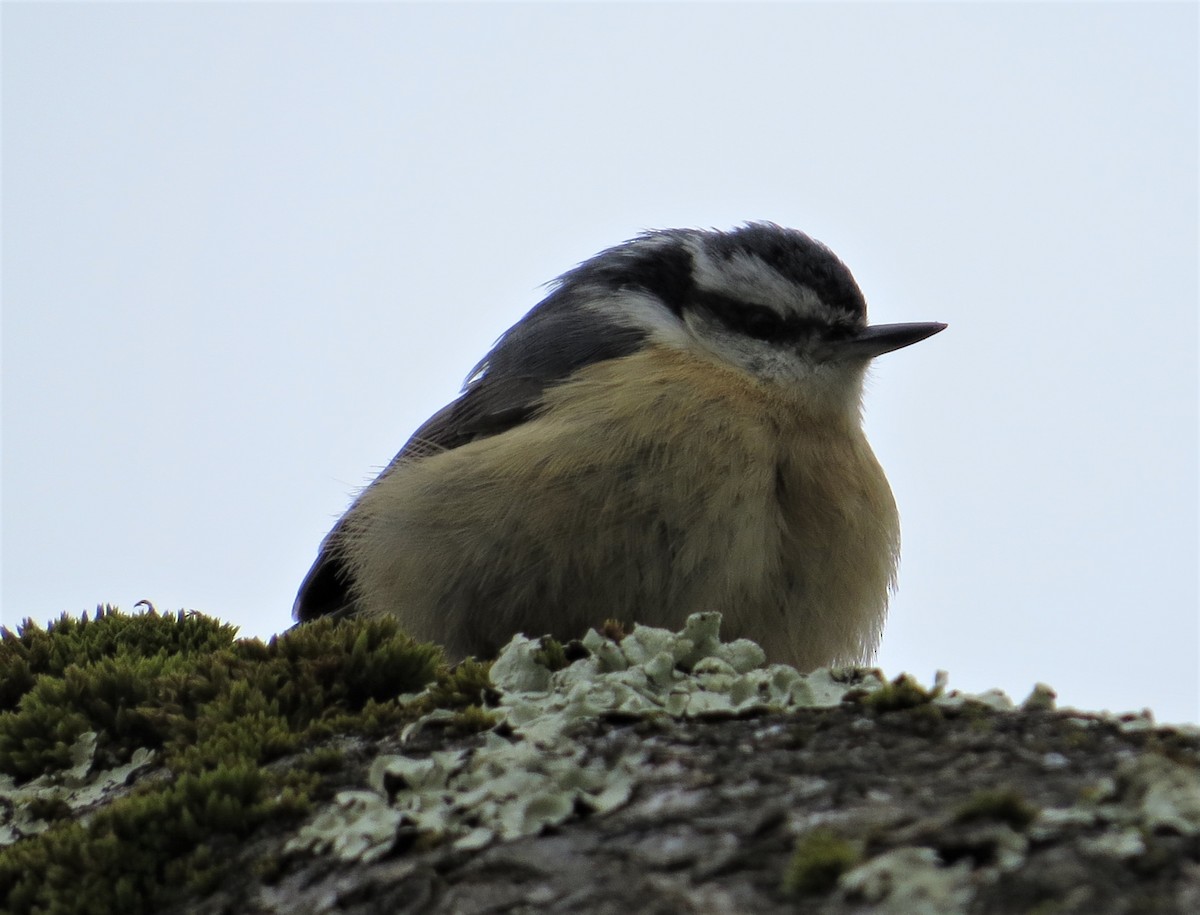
xmin=291 ymin=300 xmax=649 ymax=623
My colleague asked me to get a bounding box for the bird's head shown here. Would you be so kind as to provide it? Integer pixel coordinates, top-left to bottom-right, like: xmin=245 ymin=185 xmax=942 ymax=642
xmin=520 ymin=222 xmax=944 ymax=416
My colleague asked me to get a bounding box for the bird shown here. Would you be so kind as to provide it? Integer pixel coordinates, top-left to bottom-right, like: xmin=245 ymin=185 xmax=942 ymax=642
xmin=294 ymin=223 xmax=945 ymax=670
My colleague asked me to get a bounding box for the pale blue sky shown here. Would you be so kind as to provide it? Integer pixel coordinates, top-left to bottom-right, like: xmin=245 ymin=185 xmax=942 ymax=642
xmin=4 ymin=2 xmax=1197 ymax=721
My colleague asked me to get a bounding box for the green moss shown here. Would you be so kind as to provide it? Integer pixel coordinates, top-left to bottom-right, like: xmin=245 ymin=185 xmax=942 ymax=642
xmin=781 ymin=828 xmax=861 ymax=895
xmin=420 ymin=658 xmax=496 ymax=711
xmin=0 ymin=764 xmax=313 ymax=913
xmin=1 ymin=654 xmax=185 ymax=781
xmin=0 ymin=606 xmax=450 ymax=915
xmin=256 ymin=615 xmax=443 ymax=715
xmin=298 ymin=746 xmax=346 ymax=774
xmin=532 ymin=637 xmax=569 ymax=673
xmin=304 ymin=697 xmax=415 ymax=743
xmin=0 ymin=605 xmax=239 ymax=713
xmin=954 ymin=788 xmax=1039 ymax=831
xmin=858 ymin=673 xmax=938 ymax=713
xmin=446 ymin=704 xmax=501 ymax=735
xmin=21 ymin=795 xmax=72 ymax=824
xmin=0 ymin=611 xmax=444 ymax=783
xmin=0 ymin=694 xmax=92 ymax=781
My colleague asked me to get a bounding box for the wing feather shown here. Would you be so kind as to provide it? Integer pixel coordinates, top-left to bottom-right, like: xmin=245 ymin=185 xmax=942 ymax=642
xmin=292 ymin=301 xmax=650 ymax=623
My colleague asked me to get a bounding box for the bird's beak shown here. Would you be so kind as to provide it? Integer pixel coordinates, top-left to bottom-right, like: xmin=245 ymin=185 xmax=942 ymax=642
xmin=833 ymin=321 xmax=947 ymax=360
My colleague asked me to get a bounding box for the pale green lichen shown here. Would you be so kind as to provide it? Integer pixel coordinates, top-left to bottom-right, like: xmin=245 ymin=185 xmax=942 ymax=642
xmin=0 ymin=731 xmax=155 ymax=846
xmin=287 ymin=613 xmax=1104 ymax=871
xmin=287 ymin=736 xmax=640 ymax=862
xmin=290 ymin=612 xmax=888 ymax=861
xmin=1115 ymin=753 xmax=1200 ymax=835
xmin=286 ymin=790 xmax=404 ymax=863
xmin=1025 ymin=749 xmax=1200 ymax=875
xmin=498 ymin=612 xmax=884 ymax=732
xmin=291 ymin=613 xmax=1100 ymax=865
xmin=838 ymin=846 xmax=975 ymax=915
xmin=1022 ymin=682 xmax=1058 ymax=711
xmin=1079 ymin=827 xmax=1146 ymax=860
xmin=934 ymin=685 xmax=1017 ymax=713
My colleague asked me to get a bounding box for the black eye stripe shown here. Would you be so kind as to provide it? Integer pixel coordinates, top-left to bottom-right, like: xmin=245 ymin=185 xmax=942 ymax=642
xmin=742 ymin=306 xmax=784 ymax=340
xmin=690 ymin=290 xmax=850 ymax=343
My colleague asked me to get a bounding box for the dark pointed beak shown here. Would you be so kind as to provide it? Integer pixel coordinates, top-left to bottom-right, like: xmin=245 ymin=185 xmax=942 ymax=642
xmin=834 ymin=321 xmax=947 ymax=360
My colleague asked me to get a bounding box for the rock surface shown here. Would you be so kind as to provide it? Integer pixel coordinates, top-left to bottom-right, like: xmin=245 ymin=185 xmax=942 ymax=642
xmin=184 ymin=615 xmax=1200 ymax=914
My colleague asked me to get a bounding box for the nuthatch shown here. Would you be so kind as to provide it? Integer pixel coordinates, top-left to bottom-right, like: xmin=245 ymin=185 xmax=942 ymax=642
xmin=294 ymin=223 xmax=945 ymax=669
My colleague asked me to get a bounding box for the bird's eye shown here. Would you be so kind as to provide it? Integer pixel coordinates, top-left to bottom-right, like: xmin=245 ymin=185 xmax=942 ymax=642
xmin=740 ymin=306 xmax=786 ymax=341
xmin=689 ymin=290 xmax=791 ymax=342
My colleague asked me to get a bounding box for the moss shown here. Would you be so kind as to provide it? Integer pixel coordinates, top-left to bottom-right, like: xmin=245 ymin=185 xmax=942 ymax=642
xmin=0 ymin=605 xmax=239 ymax=713
xmin=858 ymin=673 xmax=938 ymax=714
xmin=600 ymin=619 xmax=628 ymax=642
xmin=0 ymin=610 xmax=444 ymax=784
xmin=2 ymin=654 xmax=190 ymax=781
xmin=0 ymin=606 xmax=450 ymax=915
xmin=533 ymin=637 xmax=569 ymax=673
xmin=420 ymin=658 xmax=496 ymax=711
xmin=21 ymin=795 xmax=72 ymax=824
xmin=0 ymin=695 xmax=92 ymax=781
xmin=781 ymin=828 xmax=861 ymax=895
xmin=304 ymin=697 xmax=416 ymax=743
xmin=446 ymin=704 xmax=500 ymax=735
xmin=298 ymin=746 xmax=346 ymax=774
xmin=0 ymin=764 xmax=313 ymax=913
xmin=255 ymin=615 xmax=443 ymax=714
xmin=954 ymin=788 xmax=1039 ymax=831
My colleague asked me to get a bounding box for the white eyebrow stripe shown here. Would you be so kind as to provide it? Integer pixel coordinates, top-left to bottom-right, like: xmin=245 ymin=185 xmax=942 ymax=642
xmin=581 ymin=289 xmax=693 ymax=349
xmin=686 ymin=239 xmax=845 ymax=325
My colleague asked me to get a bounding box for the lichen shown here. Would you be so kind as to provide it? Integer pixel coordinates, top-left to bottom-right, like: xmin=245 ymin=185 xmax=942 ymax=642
xmin=289 ymin=612 xmax=890 ymax=862
xmin=838 ymin=846 xmax=975 ymax=915
xmin=1020 ymin=746 xmax=1200 ymax=886
xmin=1115 ymin=753 xmax=1200 ymax=835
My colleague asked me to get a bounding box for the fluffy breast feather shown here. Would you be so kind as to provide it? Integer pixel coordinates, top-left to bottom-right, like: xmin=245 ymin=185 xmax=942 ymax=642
xmin=342 ymin=345 xmax=898 ymax=667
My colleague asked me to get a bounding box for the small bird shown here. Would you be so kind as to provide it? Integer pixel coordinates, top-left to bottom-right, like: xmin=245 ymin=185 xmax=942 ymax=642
xmin=295 ymin=223 xmax=944 ymax=669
